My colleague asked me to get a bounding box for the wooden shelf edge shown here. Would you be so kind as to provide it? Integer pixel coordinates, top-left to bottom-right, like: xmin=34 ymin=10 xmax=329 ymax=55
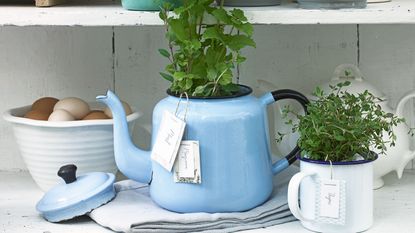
xmin=35 ymin=0 xmax=67 ymax=7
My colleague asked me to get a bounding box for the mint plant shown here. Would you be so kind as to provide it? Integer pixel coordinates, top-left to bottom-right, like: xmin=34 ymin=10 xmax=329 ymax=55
xmin=159 ymin=0 xmax=255 ymax=97
xmin=279 ymin=81 xmax=405 ymax=162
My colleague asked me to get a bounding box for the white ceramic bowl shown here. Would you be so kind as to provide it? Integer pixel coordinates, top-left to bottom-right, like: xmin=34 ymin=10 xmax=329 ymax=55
xmin=3 ymin=103 xmax=140 ymax=191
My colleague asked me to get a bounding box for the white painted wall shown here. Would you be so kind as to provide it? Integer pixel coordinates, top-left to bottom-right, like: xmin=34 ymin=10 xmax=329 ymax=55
xmin=0 ymin=25 xmax=414 ymax=171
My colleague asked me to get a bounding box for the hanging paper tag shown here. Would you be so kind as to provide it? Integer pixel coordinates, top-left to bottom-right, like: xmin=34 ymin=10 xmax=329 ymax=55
xmin=319 ymin=179 xmax=340 ymax=218
xmin=151 ymin=111 xmax=186 ymax=172
xmin=315 ymin=179 xmax=346 ymax=225
xmin=174 ymin=141 xmax=201 ymax=184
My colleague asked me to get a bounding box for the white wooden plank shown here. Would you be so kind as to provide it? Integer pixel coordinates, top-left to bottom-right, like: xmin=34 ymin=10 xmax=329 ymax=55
xmin=0 ymin=27 xmax=114 ymax=171
xmin=239 ymin=25 xmax=357 ymax=156
xmin=359 ymin=25 xmax=415 ymax=108
xmin=240 ymin=25 xmax=357 ymax=93
xmin=0 ymin=1 xmax=163 ymax=27
xmin=114 ymin=26 xmax=169 ymax=149
xmin=1 ymin=0 xmax=415 ymax=26
xmin=359 ymin=25 xmax=415 ymax=169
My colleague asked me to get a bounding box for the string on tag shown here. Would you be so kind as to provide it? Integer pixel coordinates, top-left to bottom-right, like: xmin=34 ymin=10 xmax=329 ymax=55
xmin=174 ymin=92 xmax=190 ymax=139
xmin=174 ymin=92 xmax=189 ymax=122
xmin=329 ymin=160 xmax=333 ymax=180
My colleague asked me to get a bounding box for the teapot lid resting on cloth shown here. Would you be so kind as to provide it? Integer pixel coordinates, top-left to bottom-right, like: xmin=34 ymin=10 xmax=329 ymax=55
xmin=36 ymin=164 xmax=115 ymax=222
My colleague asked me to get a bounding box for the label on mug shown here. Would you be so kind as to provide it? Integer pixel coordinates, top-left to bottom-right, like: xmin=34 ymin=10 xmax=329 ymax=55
xmin=315 ymin=179 xmax=346 ymax=225
xmin=319 ymin=179 xmax=340 ymax=218
xmin=173 ymin=140 xmax=201 ymax=184
xmin=151 ymin=111 xmax=186 ymax=172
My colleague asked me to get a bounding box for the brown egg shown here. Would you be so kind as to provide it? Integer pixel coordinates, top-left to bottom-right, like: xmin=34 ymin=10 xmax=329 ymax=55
xmin=24 ymin=110 xmax=50 ymax=121
xmin=104 ymin=101 xmax=132 ymax=118
xmin=83 ymin=110 xmax=110 ymax=120
xmin=31 ymin=97 xmax=59 ymax=115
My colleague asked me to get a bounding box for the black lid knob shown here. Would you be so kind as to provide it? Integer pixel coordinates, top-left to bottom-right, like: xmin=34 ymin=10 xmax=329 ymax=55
xmin=58 ymin=164 xmax=77 ymax=184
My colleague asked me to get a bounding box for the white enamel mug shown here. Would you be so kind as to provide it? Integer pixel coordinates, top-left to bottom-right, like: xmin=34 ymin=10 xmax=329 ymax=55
xmin=288 ymin=157 xmax=376 ymax=233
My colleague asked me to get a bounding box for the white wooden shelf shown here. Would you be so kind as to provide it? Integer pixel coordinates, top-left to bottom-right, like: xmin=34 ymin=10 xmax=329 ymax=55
xmin=1 ymin=0 xmax=415 ymax=26
xmin=2 ymin=169 xmax=415 ymax=232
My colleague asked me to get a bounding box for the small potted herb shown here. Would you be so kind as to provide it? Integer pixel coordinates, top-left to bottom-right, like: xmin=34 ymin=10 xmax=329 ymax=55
xmin=158 ymin=0 xmax=255 ymax=97
xmin=284 ymin=81 xmax=403 ymax=232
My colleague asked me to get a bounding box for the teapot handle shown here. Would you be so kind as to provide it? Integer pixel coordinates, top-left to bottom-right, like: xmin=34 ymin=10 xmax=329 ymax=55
xmin=261 ymin=89 xmax=309 ymax=175
xmin=396 ymin=90 xmax=415 ymax=118
xmin=332 ymin=64 xmax=364 ymax=82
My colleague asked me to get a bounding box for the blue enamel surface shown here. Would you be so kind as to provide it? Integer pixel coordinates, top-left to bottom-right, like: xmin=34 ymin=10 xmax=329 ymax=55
xmin=100 ymin=89 xmax=294 ymax=213
xmin=271 ymin=158 xmax=289 ymax=175
xmin=97 ymin=92 xmax=153 ymax=184
xmin=36 ymin=173 xmax=115 ymax=222
xmin=121 ymin=0 xmax=182 ymax=11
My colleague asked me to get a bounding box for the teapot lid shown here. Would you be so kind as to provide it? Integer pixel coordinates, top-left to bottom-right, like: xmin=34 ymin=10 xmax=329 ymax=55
xmin=36 ymin=164 xmax=115 ymax=222
xmin=315 ymin=64 xmax=387 ymax=100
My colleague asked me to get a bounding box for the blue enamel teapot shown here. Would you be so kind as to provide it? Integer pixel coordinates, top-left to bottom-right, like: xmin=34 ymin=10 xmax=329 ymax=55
xmin=97 ymin=85 xmax=308 ymax=213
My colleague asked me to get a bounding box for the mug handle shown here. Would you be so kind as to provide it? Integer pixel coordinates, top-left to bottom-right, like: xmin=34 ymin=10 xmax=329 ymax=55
xmin=260 ymin=89 xmax=309 ymax=175
xmin=287 ymin=171 xmax=316 ymax=222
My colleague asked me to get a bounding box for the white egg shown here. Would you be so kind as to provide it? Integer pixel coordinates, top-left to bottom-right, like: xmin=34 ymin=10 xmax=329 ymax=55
xmin=104 ymin=101 xmax=132 ymax=118
xmin=48 ymin=109 xmax=75 ymax=121
xmin=54 ymin=97 xmax=90 ymax=120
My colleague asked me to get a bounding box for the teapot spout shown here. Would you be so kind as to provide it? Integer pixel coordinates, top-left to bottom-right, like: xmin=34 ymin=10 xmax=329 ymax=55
xmin=97 ymin=90 xmax=152 ymax=184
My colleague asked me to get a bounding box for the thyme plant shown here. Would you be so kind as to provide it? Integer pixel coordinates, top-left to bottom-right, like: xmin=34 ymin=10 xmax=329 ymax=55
xmin=279 ymin=81 xmax=405 ymax=162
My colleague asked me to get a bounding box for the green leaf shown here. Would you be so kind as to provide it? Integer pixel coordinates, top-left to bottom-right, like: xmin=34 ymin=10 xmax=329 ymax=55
xmin=160 ymin=72 xmax=173 ymax=82
xmin=169 ymin=19 xmax=187 ymax=41
xmin=237 ymin=23 xmax=253 ymax=36
xmin=161 ymin=1 xmax=173 ymax=11
xmin=159 ymin=10 xmax=167 ymax=21
xmin=185 ymin=79 xmax=193 ymax=90
xmin=207 ymin=68 xmax=217 ymax=81
xmin=158 ymin=49 xmax=170 ymax=58
xmin=218 ymin=71 xmax=232 ymax=85
xmin=211 ymin=8 xmax=232 ymax=24
xmin=230 ymin=9 xmax=247 ymax=22
xmin=191 ymin=40 xmax=202 ymax=51
xmin=215 ymin=62 xmax=228 ymax=74
xmin=193 ymin=85 xmax=206 ymax=95
xmin=177 ymin=79 xmax=185 ymax=89
xmin=173 ymin=3 xmax=194 ymax=15
xmin=205 ymin=46 xmax=226 ymax=68
xmin=192 ymin=83 xmax=213 ymax=96
xmin=203 ymin=27 xmax=223 ymax=41
xmin=173 ymin=71 xmax=186 ymax=81
xmin=225 ymin=35 xmax=256 ymax=51
xmin=205 ymin=48 xmax=216 ymax=67
xmin=236 ymin=54 xmax=246 ymax=63
xmin=166 ymin=64 xmax=176 ymax=74
xmin=191 ymin=58 xmax=207 ymax=78
xmin=222 ymin=83 xmax=240 ymax=92
xmin=334 ymin=135 xmax=346 ymax=141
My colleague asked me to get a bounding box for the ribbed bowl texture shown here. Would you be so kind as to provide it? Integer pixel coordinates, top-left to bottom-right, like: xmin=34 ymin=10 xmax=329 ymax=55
xmin=3 ymin=103 xmax=140 ymax=191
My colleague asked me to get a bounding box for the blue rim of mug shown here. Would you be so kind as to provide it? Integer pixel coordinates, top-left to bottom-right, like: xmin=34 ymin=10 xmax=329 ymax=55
xmin=298 ymin=152 xmax=378 ymax=165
